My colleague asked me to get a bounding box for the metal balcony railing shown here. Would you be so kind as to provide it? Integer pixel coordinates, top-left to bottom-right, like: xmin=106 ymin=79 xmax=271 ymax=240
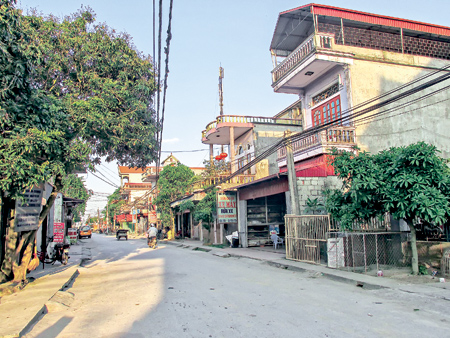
xmin=277 ymin=126 xmax=356 ymax=159
xmin=202 ymin=115 xmax=301 ymax=139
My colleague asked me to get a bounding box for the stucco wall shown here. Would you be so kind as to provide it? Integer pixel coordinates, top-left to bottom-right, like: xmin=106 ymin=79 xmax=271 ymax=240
xmin=349 ymin=59 xmax=450 ymax=159
xmin=253 ymin=124 xmax=302 ymax=175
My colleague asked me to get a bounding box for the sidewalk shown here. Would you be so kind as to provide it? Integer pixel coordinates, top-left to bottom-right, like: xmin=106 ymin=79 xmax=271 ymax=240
xmin=0 ymin=242 xmax=88 ymax=338
xmin=166 ymin=239 xmax=450 ymax=298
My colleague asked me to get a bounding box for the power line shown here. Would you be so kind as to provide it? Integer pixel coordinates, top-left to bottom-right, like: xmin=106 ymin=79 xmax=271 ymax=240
xmin=88 ymin=171 xmax=120 ymax=188
xmin=203 ymin=66 xmax=450 ymax=190
xmin=157 ymin=0 xmax=174 ymax=185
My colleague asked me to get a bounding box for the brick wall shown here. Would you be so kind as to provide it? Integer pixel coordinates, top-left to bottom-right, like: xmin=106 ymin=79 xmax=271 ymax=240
xmin=318 ymin=22 xmax=450 ymax=60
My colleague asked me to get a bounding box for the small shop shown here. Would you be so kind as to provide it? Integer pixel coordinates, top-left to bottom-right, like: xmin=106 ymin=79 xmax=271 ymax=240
xmin=235 ymin=174 xmax=289 ymax=247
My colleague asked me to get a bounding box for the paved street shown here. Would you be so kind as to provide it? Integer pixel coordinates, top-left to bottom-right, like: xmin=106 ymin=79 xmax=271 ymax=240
xmin=23 ymin=234 xmax=450 ymax=338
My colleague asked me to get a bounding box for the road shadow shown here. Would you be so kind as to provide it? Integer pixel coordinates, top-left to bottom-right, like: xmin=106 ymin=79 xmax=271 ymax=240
xmin=31 ymin=316 xmax=73 ymax=338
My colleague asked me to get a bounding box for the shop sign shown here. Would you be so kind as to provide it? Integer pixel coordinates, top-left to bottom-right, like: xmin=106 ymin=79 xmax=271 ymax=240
xmin=68 ymin=228 xmax=77 ymax=244
xmin=15 ymin=188 xmax=43 ymax=232
xmin=53 ymin=222 xmax=65 ymax=243
xmin=217 ymin=192 xmax=237 ymax=223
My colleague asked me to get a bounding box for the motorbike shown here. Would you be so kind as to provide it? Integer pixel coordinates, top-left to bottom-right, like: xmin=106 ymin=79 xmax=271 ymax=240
xmin=148 ymin=236 xmax=157 ymax=249
xmin=45 ymin=240 xmax=70 ymax=265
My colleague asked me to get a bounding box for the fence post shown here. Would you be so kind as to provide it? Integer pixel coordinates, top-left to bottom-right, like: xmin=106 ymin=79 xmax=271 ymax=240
xmin=363 ymin=234 xmax=367 ymax=273
xmin=375 ymin=234 xmax=379 ymax=272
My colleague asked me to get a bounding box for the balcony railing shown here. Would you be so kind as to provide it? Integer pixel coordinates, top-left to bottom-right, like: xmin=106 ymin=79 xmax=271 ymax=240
xmin=193 ymin=174 xmax=256 ymax=190
xmin=272 ymin=34 xmax=315 ymax=83
xmin=277 ymin=126 xmax=356 ymax=159
xmin=202 ymin=115 xmax=302 ymax=139
xmin=272 ymin=33 xmax=336 ymax=84
xmin=123 ymin=183 xmax=153 ymax=190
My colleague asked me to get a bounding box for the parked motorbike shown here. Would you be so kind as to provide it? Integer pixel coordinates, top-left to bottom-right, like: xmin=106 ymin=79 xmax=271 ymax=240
xmin=45 ymin=240 xmax=70 ymax=265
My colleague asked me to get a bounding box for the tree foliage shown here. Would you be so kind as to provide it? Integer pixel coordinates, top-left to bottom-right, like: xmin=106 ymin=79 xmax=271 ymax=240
xmin=105 ymin=187 xmax=126 ymax=225
xmin=0 ymin=1 xmax=158 ymax=283
xmin=193 ymin=188 xmax=217 ymax=230
xmin=154 ymin=164 xmax=194 ymax=228
xmin=325 ymin=142 xmax=450 ymax=274
xmin=60 ymin=174 xmax=90 ymax=222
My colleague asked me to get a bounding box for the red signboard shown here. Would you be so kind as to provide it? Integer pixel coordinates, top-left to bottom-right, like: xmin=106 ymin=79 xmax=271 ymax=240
xmin=53 ymin=222 xmax=65 ymax=243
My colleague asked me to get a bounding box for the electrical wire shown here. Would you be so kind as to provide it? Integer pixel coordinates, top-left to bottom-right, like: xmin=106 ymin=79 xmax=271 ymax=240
xmin=88 ymin=171 xmax=120 ymax=188
xmin=157 ymin=0 xmax=174 ymax=185
xmin=202 ymin=67 xmax=450 ymax=190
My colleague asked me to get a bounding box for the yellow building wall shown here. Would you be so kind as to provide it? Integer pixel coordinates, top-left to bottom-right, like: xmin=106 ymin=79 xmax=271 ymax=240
xmin=330 ymin=44 xmax=450 ymax=159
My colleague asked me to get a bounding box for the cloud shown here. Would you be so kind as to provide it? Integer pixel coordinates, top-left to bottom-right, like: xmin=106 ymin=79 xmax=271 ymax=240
xmin=162 ymin=138 xmax=179 ymax=144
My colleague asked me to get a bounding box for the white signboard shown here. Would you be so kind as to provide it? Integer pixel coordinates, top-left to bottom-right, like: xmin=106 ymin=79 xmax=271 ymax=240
xmin=15 ymin=188 xmax=43 ymax=232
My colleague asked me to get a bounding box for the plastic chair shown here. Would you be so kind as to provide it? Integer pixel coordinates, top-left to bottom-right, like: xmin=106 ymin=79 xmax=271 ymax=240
xmin=271 ymin=234 xmax=279 ymax=249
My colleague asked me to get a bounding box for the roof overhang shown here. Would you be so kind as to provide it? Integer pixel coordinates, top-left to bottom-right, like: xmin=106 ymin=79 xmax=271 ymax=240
xmin=271 ymin=3 xmax=450 ymax=54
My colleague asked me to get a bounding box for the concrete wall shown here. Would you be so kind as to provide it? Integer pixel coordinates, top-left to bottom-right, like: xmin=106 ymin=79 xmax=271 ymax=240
xmin=296 ymin=176 xmax=341 ymax=214
xmin=325 ymin=43 xmax=450 ymax=159
xmin=253 ymin=124 xmax=302 ymax=175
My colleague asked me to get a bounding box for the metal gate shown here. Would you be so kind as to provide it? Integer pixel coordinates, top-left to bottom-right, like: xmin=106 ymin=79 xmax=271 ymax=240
xmin=285 ymin=215 xmax=330 ymax=264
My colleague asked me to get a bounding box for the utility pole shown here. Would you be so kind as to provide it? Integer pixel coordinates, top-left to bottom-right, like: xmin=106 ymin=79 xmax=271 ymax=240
xmin=219 ymin=66 xmax=224 ymax=154
xmin=285 ymin=130 xmax=300 ymax=215
xmin=97 ymin=208 xmax=100 ymax=230
xmin=106 ymin=204 xmax=109 ymax=233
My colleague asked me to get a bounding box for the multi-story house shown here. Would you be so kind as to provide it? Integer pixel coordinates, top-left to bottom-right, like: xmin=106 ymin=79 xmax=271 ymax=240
xmin=270 ymin=3 xmax=450 ymax=213
xmin=117 ymin=154 xmax=204 ymax=232
xmin=199 ymin=108 xmax=303 ymax=246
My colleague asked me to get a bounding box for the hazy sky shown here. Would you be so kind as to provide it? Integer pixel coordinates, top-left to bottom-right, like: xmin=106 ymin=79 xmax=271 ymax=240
xmin=17 ymin=0 xmax=450 ymax=216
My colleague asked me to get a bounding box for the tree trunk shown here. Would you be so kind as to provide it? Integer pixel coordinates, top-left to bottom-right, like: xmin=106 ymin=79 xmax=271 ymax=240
xmin=0 ymin=201 xmax=17 ymax=283
xmin=0 ymin=175 xmax=63 ymax=284
xmin=12 ymin=231 xmax=35 ymax=283
xmin=409 ymin=223 xmax=419 ymax=275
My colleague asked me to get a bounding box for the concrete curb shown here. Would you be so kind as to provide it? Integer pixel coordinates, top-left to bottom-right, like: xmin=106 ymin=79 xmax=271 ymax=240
xmin=17 ymin=268 xmax=80 ymax=338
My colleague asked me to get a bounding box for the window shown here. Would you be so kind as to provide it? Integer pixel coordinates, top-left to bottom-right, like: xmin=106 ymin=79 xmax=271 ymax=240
xmin=311 ymin=95 xmax=341 ymax=127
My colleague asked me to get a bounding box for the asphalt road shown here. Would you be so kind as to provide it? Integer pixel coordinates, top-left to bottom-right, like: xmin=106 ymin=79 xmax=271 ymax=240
xmin=25 ymin=234 xmax=450 ymax=338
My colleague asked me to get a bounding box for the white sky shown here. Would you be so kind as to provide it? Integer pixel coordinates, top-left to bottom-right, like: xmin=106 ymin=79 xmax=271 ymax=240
xmin=17 ymin=0 xmax=450 ymax=216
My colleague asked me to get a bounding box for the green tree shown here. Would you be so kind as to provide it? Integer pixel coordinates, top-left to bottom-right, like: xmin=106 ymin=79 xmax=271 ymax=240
xmin=325 ymin=142 xmax=450 ymax=274
xmin=60 ymin=174 xmax=90 ymax=222
xmin=193 ymin=188 xmax=217 ymax=232
xmin=105 ymin=188 xmax=126 ymax=227
xmin=155 ymin=163 xmax=194 ymax=230
xmin=0 ymin=2 xmax=158 ymax=283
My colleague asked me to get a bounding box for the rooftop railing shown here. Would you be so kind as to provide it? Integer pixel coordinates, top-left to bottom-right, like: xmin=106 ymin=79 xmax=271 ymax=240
xmin=202 ymin=115 xmax=302 ymax=139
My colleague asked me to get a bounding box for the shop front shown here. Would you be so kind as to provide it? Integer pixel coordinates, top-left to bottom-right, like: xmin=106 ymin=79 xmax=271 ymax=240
xmin=235 ymin=174 xmax=289 ymax=247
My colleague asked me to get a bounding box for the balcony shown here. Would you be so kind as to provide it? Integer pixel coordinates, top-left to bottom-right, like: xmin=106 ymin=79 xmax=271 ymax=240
xmin=277 ymin=126 xmax=356 ymax=165
xmin=193 ymin=174 xmax=256 ymax=190
xmin=202 ymin=115 xmax=302 ymax=145
xmin=271 ymin=33 xmax=352 ymax=94
xmin=122 ymin=182 xmax=153 ymax=190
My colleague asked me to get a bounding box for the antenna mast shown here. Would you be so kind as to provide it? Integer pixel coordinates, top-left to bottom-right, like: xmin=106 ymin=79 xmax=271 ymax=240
xmin=219 ymin=66 xmax=224 ymax=116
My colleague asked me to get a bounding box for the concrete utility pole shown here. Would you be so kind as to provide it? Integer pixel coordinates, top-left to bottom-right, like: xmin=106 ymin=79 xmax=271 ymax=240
xmin=97 ymin=208 xmax=100 ymax=230
xmin=285 ymin=130 xmax=300 ymax=215
xmin=106 ymin=204 xmax=109 ymax=233
xmin=219 ymin=67 xmax=224 ymax=154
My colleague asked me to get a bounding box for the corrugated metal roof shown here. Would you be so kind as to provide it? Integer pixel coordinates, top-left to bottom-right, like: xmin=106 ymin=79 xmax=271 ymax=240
xmin=312 ymin=4 xmax=450 ymax=36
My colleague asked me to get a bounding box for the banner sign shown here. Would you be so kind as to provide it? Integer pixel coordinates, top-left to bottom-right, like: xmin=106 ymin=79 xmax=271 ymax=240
xmin=53 ymin=222 xmax=65 ymax=243
xmin=15 ymin=188 xmax=43 ymax=232
xmin=217 ymin=192 xmax=237 ymax=223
